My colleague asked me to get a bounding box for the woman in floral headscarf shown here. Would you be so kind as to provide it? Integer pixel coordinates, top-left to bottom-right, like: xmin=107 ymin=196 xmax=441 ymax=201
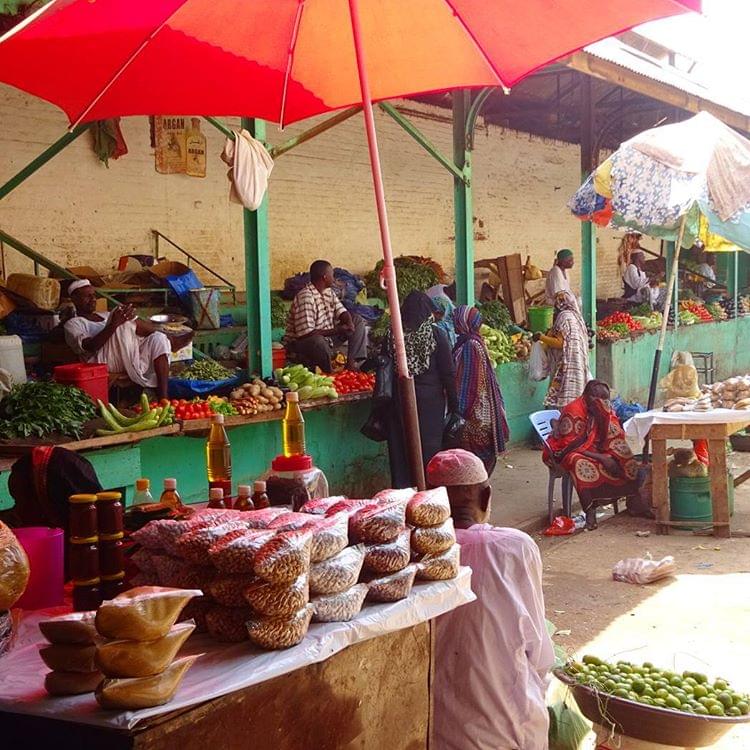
xmin=384 ymin=291 xmax=458 ymax=488
xmin=453 ymin=305 xmax=509 ymax=476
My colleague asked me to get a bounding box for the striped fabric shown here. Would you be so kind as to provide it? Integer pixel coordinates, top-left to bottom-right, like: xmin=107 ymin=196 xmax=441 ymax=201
xmin=286 ymin=283 xmax=345 ymax=339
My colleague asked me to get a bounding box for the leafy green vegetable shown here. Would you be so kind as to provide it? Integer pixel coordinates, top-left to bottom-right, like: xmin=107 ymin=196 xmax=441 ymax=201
xmin=477 ymin=300 xmax=512 ymax=332
xmin=0 ymin=380 xmax=96 ymax=439
xmin=370 ymin=312 xmax=391 ymax=342
xmin=178 ymin=359 xmax=237 ymax=381
xmin=270 ymin=293 xmax=287 ymax=329
xmin=364 ymin=257 xmax=439 ymax=303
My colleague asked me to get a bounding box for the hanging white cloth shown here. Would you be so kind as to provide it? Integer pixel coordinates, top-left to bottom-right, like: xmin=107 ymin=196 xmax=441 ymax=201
xmin=221 ymin=129 xmax=274 ymax=211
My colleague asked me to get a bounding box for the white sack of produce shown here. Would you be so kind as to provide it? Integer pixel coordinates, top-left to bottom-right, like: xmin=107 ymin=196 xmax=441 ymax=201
xmin=612 ymin=556 xmax=675 ymax=585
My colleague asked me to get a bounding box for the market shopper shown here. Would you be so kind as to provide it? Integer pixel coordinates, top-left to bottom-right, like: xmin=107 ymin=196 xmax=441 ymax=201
xmin=429 ymin=448 xmax=554 ymax=750
xmin=285 ymin=260 xmax=367 ymax=373
xmin=64 ymin=280 xmax=184 ymax=400
xmin=535 ymin=290 xmax=590 ymax=408
xmin=544 ymin=248 xmax=576 ymax=306
xmin=385 ymin=291 xmax=458 ymax=488
xmin=452 ymin=305 xmax=509 ymax=476
xmin=432 ymin=295 xmax=457 ymax=347
xmin=622 ymin=250 xmax=660 ymax=306
xmin=696 ymin=250 xmax=718 ymax=297
xmin=543 ymin=379 xmax=639 ymax=530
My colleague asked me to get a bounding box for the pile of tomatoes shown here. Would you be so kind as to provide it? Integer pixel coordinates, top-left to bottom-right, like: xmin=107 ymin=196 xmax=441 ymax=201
xmin=137 ymin=398 xmax=215 ymax=421
xmin=599 ymin=311 xmax=643 ymax=332
xmin=332 ymin=370 xmax=376 ymax=395
xmin=680 ymin=299 xmax=713 ymax=322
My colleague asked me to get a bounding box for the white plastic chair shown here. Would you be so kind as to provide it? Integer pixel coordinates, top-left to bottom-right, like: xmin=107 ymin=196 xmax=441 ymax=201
xmin=529 ymin=409 xmax=574 ymax=524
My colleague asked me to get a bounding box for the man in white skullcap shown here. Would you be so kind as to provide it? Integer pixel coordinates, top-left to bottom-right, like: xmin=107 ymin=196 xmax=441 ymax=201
xmin=63 ymin=280 xmax=187 ymax=400
xmin=428 ymin=448 xmax=554 ymax=750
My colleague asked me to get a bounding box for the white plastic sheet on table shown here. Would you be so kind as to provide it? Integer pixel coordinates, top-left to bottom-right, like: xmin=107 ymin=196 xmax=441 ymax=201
xmin=624 ymin=408 xmax=750 ymax=452
xmin=0 ymin=569 xmax=474 ymax=731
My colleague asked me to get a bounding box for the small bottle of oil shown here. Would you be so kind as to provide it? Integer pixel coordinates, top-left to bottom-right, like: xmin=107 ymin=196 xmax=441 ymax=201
xmin=208 ymin=487 xmax=226 ymax=509
xmin=206 ymin=413 xmax=232 ymax=482
xmin=252 ymin=480 xmax=270 ymax=510
xmin=159 ymin=478 xmax=183 ymax=509
xmin=234 ymin=484 xmax=255 ymax=512
xmin=282 ymin=391 xmax=306 ymax=457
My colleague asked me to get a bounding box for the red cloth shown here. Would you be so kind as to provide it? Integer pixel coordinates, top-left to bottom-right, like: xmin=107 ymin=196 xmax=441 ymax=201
xmin=544 ymin=395 xmax=639 ymax=499
xmin=0 ymin=0 xmax=698 ymax=126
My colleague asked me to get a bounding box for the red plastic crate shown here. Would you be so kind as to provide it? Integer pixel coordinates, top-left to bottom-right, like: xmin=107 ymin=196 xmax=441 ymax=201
xmin=53 ymin=363 xmax=109 ymax=405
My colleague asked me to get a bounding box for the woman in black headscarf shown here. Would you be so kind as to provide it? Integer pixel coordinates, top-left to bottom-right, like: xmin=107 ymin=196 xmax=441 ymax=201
xmin=385 ymin=291 xmax=459 ymax=488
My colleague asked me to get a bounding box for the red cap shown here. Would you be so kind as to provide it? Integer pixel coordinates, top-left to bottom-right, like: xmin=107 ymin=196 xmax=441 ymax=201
xmin=271 ymin=454 xmax=313 ymax=471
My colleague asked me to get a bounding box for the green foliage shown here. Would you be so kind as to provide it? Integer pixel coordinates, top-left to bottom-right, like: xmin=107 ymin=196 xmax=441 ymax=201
xmin=270 ymin=293 xmax=287 ymax=329
xmin=178 ymin=359 xmax=236 ymax=381
xmin=364 ymin=257 xmax=439 ymax=303
xmin=477 ymin=300 xmax=512 ymax=332
xmin=0 ymin=380 xmax=96 ymax=439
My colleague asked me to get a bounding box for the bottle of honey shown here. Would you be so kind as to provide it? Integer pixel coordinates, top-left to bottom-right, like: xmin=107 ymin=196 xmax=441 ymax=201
xmin=159 ymin=478 xmax=183 ymax=509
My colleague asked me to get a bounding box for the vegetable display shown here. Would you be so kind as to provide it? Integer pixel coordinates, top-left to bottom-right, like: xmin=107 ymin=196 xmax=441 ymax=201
xmin=275 ymin=365 xmax=338 ymax=400
xmin=176 ymin=360 xmax=236 ymax=381
xmin=599 ymin=312 xmax=643 ymax=332
xmin=364 ymin=256 xmax=439 ymax=303
xmin=680 ymin=299 xmax=713 ymax=322
xmin=332 ymin=370 xmax=375 ymax=395
xmin=97 ymin=395 xmax=174 ymax=436
xmin=477 ymin=300 xmax=512 ymax=332
xmin=0 ymin=381 xmax=96 ymax=439
xmin=707 ymin=301 xmax=728 ymax=321
xmin=562 ymin=656 xmax=749 ymax=717
xmin=479 ymin=324 xmax=515 ymax=366
xmin=230 ymin=379 xmax=285 ymax=415
xmin=679 ymin=310 xmax=698 ymax=325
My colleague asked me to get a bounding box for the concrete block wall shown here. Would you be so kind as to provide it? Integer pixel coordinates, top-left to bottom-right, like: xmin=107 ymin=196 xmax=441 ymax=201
xmin=0 ymin=85 xmax=625 ymax=299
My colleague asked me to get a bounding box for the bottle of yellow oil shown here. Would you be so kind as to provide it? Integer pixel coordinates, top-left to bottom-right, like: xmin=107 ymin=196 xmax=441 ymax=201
xmin=206 ymin=413 xmax=232 ymax=482
xmin=282 ymin=391 xmax=306 ymax=457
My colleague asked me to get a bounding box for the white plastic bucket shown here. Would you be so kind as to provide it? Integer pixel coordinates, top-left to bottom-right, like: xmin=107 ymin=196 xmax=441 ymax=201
xmin=0 ymin=335 xmax=27 ymax=384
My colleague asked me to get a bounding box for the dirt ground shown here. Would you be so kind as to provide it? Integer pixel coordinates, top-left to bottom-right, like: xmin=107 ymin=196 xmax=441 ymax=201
xmin=521 ymin=451 xmax=750 ymax=749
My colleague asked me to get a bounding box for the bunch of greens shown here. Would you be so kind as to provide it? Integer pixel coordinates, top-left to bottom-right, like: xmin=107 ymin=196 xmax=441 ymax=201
xmin=477 ymin=300 xmax=512 ymax=332
xmin=364 ymin=257 xmax=439 ymax=303
xmin=0 ymin=380 xmax=96 ymax=439
xmin=178 ymin=359 xmax=236 ymax=381
xmin=270 ymin=293 xmax=287 ymax=329
xmin=370 ymin=311 xmax=392 ymax=343
xmin=630 ymin=302 xmax=652 ymax=317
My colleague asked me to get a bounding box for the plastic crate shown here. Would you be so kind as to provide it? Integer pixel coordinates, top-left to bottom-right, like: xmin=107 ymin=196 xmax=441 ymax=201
xmin=53 ymin=363 xmax=109 ymax=404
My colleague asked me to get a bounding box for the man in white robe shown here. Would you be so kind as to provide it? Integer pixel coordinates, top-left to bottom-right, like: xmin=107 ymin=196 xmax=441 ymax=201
xmin=64 ymin=280 xmax=185 ymax=400
xmin=429 ymin=448 xmax=554 ymax=750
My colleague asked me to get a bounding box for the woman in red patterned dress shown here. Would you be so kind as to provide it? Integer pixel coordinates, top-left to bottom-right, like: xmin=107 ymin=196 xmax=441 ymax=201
xmin=543 ymin=380 xmax=638 ymax=530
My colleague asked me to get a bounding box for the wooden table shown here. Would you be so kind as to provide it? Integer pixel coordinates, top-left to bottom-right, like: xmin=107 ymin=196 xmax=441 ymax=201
xmin=0 ymin=623 xmax=431 ymax=750
xmin=650 ymin=417 xmax=750 ymax=537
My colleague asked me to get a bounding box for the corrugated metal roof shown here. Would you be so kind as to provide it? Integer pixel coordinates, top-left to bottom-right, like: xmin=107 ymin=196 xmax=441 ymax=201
xmin=583 ymin=36 xmax=750 ymax=120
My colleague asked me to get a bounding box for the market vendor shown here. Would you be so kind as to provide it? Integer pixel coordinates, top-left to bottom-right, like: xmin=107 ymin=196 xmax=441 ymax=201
xmin=285 ymin=260 xmax=367 ymax=373
xmin=696 ymin=250 xmax=718 ymax=297
xmin=545 ymin=248 xmax=578 ymax=308
xmin=63 ymin=280 xmax=187 ymax=400
xmin=622 ymin=250 xmax=660 ymax=306
xmin=429 ymin=448 xmax=554 ymax=750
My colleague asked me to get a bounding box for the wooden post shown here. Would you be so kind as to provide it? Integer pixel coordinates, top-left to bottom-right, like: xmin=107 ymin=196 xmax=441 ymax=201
xmin=651 ymin=437 xmax=669 ymax=534
xmin=708 ymin=438 xmax=731 ymax=538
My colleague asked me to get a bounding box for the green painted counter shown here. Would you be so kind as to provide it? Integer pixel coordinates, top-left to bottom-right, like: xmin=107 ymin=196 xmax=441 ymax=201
xmin=596 ymin=317 xmax=750 ymax=404
xmin=0 ymin=361 xmax=546 ymax=511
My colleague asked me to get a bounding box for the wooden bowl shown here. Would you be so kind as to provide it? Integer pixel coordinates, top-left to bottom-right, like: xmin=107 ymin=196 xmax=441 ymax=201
xmin=555 ymin=670 xmax=750 ymax=747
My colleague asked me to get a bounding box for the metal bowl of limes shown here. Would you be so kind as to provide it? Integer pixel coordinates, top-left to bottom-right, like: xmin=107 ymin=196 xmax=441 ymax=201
xmin=150 ymin=313 xmax=189 ymax=326
xmin=555 ymin=668 xmax=750 ymax=747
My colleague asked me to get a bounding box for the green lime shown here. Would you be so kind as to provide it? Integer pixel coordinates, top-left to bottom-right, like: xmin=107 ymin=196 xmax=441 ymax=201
xmin=643 ymin=661 xmax=654 ymax=669
xmin=583 ymin=655 xmax=602 ymax=666
xmin=669 ymin=676 xmax=683 ymax=687
xmin=631 ymin=680 xmax=646 ymax=695
xmin=654 ymin=698 xmax=667 ymax=707
xmin=603 ymin=679 xmax=617 ymax=692
xmin=665 ymin=695 xmax=681 ymax=709
xmin=684 ymin=677 xmax=698 ymax=687
xmin=643 ymin=687 xmax=656 ymax=699
xmin=655 ymin=688 xmax=669 ymax=699
xmin=618 ymin=664 xmax=633 ymax=674
xmin=693 ymin=685 xmax=708 ymax=699
xmin=681 ymin=704 xmax=695 ymax=713
xmin=613 ymin=688 xmax=629 ymax=699
xmin=736 ymin=701 xmax=749 ymax=715
xmin=718 ymin=692 xmax=734 ymax=709
xmin=640 ymin=696 xmax=654 ymax=705
xmin=714 ymin=679 xmax=729 ymax=691
xmin=654 ymin=680 xmax=669 ymax=690
xmin=709 ymin=705 xmax=726 ymax=717
xmin=694 ymin=705 xmax=709 ymax=715
xmin=727 ymin=706 xmax=742 ymax=717
xmin=694 ymin=673 xmax=708 ymax=684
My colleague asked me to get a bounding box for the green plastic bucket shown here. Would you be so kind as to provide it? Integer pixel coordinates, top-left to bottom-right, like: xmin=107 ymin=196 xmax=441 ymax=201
xmin=527 ymin=305 xmax=553 ymax=333
xmin=669 ymin=473 xmax=734 ymax=529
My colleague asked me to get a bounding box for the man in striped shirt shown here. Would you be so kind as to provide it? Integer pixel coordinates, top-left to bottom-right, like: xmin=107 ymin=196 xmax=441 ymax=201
xmin=285 ymin=260 xmax=367 ymax=373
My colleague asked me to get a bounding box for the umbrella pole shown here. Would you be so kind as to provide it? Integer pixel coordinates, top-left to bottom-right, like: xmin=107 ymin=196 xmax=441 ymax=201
xmin=348 ymin=0 xmax=426 ymax=490
xmin=647 ymin=214 xmax=688 ymax=410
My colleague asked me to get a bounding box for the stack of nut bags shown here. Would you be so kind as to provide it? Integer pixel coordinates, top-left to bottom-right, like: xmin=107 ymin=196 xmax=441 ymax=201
xmin=406 ymin=488 xmax=460 ymax=581
xmin=39 ymin=611 xmax=103 ymax=696
xmin=350 ymin=500 xmax=419 ymax=604
xmin=244 ymin=529 xmax=315 ymax=649
xmin=93 ymin=586 xmax=200 ymax=709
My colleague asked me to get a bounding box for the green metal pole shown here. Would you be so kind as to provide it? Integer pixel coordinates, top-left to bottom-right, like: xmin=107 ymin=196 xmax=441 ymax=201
xmin=0 ymin=124 xmax=90 ymax=201
xmin=579 ymin=76 xmax=596 ymax=374
xmin=241 ymin=117 xmax=272 ymax=377
xmin=733 ymin=250 xmax=739 ymax=316
xmin=452 ymin=90 xmax=474 ymax=306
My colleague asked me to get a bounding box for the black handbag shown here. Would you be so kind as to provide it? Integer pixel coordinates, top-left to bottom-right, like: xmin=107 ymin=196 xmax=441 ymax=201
xmin=361 ymin=404 xmax=389 ymax=442
xmin=442 ymin=411 xmax=466 ymax=449
xmin=372 ymin=353 xmax=394 ymax=405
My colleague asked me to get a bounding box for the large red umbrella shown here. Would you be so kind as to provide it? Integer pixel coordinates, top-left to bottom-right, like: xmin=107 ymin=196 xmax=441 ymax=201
xmin=0 ymin=0 xmax=699 ymax=487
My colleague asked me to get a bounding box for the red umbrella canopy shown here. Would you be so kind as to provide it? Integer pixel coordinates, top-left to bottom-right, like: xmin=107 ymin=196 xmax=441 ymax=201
xmin=0 ymin=0 xmax=699 ymax=127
